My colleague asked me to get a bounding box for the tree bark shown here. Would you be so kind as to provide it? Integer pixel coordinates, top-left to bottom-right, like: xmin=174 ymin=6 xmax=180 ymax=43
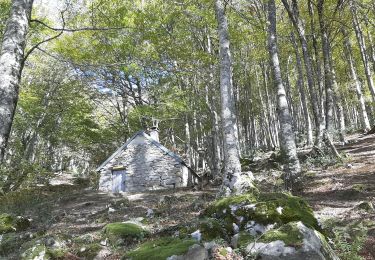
xmin=349 ymin=0 xmax=375 ymax=102
xmin=0 ymin=0 xmax=33 ymax=162
xmin=281 ymin=0 xmax=323 ymax=145
xmin=267 ymin=0 xmax=301 ymax=190
xmin=215 ymin=0 xmax=254 ymax=196
xmin=291 ymin=33 xmax=313 ymax=146
xmin=343 ymin=28 xmax=371 ymax=132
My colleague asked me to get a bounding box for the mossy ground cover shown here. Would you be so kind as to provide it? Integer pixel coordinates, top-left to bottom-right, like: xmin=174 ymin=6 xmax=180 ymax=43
xmin=0 ymin=213 xmax=30 ymax=234
xmin=124 ymin=237 xmax=196 ymax=260
xmin=259 ymin=222 xmax=303 ymax=247
xmin=204 ymin=192 xmax=319 ymax=234
xmin=104 ymin=222 xmax=149 ymax=245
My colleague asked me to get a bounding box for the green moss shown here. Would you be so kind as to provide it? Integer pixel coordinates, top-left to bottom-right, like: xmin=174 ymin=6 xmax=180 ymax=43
xmin=0 ymin=214 xmax=15 ymax=234
xmin=46 ymin=248 xmax=67 ymax=259
xmin=237 ymin=232 xmax=255 ymax=248
xmin=204 ymin=192 xmax=319 ymax=233
xmin=206 ymin=193 xmax=257 ymax=214
xmin=104 ymin=222 xmax=149 ymax=245
xmin=260 ymin=222 xmax=303 ymax=247
xmin=0 ymin=213 xmax=30 ymax=234
xmin=240 ymin=192 xmax=319 ymax=230
xmin=76 ymin=244 xmax=101 ymax=259
xmin=124 ymin=237 xmax=196 ymax=260
xmin=198 ymin=218 xmax=228 ymax=241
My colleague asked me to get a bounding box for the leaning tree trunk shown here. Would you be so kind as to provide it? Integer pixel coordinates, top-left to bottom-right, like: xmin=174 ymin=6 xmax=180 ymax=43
xmin=215 ymin=0 xmax=254 ymax=196
xmin=0 ymin=0 xmax=33 ymax=162
xmin=267 ymin=0 xmax=301 ymax=190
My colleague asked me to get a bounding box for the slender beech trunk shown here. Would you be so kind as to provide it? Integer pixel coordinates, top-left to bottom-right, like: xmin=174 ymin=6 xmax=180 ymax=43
xmin=291 ymin=33 xmax=313 ymax=145
xmin=267 ymin=0 xmax=301 ymax=190
xmin=343 ymin=29 xmax=371 ymax=131
xmin=0 ymin=0 xmax=33 ymax=162
xmin=317 ymin=0 xmax=341 ymax=158
xmin=317 ymin=0 xmax=334 ymax=134
xmin=349 ymin=0 xmax=375 ymax=102
xmin=215 ymin=0 xmax=254 ymax=196
xmin=281 ymin=0 xmax=322 ymax=145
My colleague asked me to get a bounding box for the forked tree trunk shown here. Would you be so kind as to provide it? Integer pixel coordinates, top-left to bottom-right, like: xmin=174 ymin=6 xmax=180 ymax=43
xmin=0 ymin=0 xmax=33 ymax=162
xmin=267 ymin=0 xmax=301 ymax=190
xmin=215 ymin=0 xmax=254 ymax=196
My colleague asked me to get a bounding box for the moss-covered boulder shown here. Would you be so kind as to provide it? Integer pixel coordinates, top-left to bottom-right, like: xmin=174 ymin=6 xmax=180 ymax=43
xmin=104 ymin=222 xmax=149 ymax=246
xmin=19 ymin=234 xmax=69 ymax=260
xmin=204 ymin=192 xmax=319 ymax=236
xmin=123 ymin=237 xmax=196 ymax=260
xmin=0 ymin=213 xmax=30 ymax=234
xmin=243 ymin=221 xmax=339 ymax=260
xmin=178 ymin=218 xmax=228 ymax=242
xmin=76 ymin=243 xmax=102 ymax=259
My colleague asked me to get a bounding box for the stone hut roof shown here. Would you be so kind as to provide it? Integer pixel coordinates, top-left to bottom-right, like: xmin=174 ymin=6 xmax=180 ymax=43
xmin=95 ymin=131 xmax=190 ymax=172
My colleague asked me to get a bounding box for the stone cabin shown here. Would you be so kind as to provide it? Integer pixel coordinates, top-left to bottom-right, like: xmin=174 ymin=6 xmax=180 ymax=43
xmin=96 ymin=128 xmax=196 ymax=193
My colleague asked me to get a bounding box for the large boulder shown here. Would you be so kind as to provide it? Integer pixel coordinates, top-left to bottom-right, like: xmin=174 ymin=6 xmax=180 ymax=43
xmin=104 ymin=222 xmax=149 ymax=246
xmin=204 ymin=192 xmax=320 ymax=236
xmin=244 ymin=221 xmax=339 ymax=260
xmin=20 ymin=235 xmax=68 ymax=260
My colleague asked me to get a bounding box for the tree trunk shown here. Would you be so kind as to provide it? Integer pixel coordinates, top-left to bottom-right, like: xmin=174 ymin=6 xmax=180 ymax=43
xmin=281 ymin=0 xmax=322 ymax=145
xmin=291 ymin=33 xmax=313 ymax=146
xmin=349 ymin=0 xmax=375 ymax=102
xmin=215 ymin=0 xmax=254 ymax=196
xmin=267 ymin=0 xmax=301 ymax=190
xmin=343 ymin=28 xmax=371 ymax=132
xmin=0 ymin=0 xmax=33 ymax=162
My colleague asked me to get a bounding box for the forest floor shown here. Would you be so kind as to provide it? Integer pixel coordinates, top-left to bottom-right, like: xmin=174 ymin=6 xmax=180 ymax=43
xmin=301 ymin=133 xmax=375 ymax=259
xmin=1 ymin=133 xmax=374 ymax=259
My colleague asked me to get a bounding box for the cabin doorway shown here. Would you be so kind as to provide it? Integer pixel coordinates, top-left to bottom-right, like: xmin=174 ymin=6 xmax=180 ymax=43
xmin=112 ymin=169 xmax=126 ymax=192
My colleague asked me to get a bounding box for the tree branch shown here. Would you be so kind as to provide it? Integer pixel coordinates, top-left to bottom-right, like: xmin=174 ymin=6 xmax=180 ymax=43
xmin=30 ymin=18 xmax=134 ymax=32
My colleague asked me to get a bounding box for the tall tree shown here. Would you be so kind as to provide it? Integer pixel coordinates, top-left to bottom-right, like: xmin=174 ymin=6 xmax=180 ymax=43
xmin=0 ymin=0 xmax=33 ymax=162
xmin=281 ymin=0 xmax=323 ymax=145
xmin=215 ymin=0 xmax=254 ymax=196
xmin=267 ymin=0 xmax=301 ymax=190
xmin=349 ymin=0 xmax=375 ymax=102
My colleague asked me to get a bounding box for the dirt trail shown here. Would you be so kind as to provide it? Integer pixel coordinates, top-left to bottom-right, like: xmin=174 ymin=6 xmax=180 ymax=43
xmin=302 ymin=134 xmax=375 ymax=222
xmin=301 ymin=133 xmax=375 ymax=259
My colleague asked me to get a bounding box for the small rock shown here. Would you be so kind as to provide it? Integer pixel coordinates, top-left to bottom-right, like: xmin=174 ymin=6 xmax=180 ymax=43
xmin=45 ymin=237 xmax=55 ymax=247
xmin=146 ymin=208 xmax=154 ymax=218
xmin=233 ymin=223 xmax=239 ymax=234
xmin=108 ymin=207 xmax=116 ymax=213
xmin=346 ymin=163 xmax=353 ymax=169
xmin=191 ymin=230 xmax=201 ymax=242
xmin=231 ymin=234 xmax=239 ymax=248
xmin=100 ymin=239 xmax=107 ymax=246
xmin=94 ymin=248 xmax=112 ymax=260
